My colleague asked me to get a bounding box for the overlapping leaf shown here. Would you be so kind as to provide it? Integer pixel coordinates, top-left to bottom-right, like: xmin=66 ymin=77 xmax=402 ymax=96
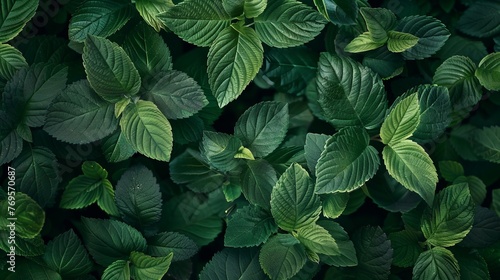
xmin=413 ymin=247 xmax=460 ymax=280
xmin=0 ymin=0 xmax=38 ymax=43
xmin=0 ymin=43 xmax=27 ymax=80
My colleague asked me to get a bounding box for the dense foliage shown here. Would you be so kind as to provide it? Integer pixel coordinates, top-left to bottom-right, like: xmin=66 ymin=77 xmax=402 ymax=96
xmin=1 ymin=0 xmax=500 ymax=279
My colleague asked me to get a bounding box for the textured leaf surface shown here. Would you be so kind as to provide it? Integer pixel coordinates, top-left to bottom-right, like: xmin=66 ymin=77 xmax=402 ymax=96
xmin=102 ymin=131 xmax=136 ymax=163
xmin=0 ymin=192 xmax=45 ymax=239
xmin=313 ymin=0 xmax=358 ymax=25
xmin=255 ymin=0 xmax=326 ymax=48
xmin=473 ymin=126 xmax=500 ymax=164
xmin=208 ymin=24 xmax=263 ymax=107
xmin=315 ymin=126 xmax=380 ymax=194
xmin=439 ymin=161 xmax=464 ymax=182
xmin=296 ymin=223 xmax=339 ymax=256
xmin=241 ymin=159 xmax=278 ymax=209
xmin=259 ymin=234 xmax=307 ymax=280
xmin=130 ymin=251 xmax=173 ymax=280
xmin=388 ymin=230 xmax=423 ymax=267
xmin=304 ymin=133 xmax=329 ymax=174
xmin=351 ymin=226 xmax=393 ymax=280
xmin=317 ymin=220 xmax=357 ymax=267
xmin=120 ymin=100 xmax=173 ymax=162
xmin=413 ymin=247 xmax=459 ymax=280
xmin=147 ymin=231 xmax=198 ymax=262
xmin=460 ymin=206 xmax=500 ymax=248
xmin=454 ymin=248 xmax=491 ymax=280
xmin=344 ymin=32 xmax=384 ymax=53
xmin=317 ymin=53 xmax=387 ymax=130
xmin=102 ymin=260 xmax=130 ymax=280
xmin=0 ymin=43 xmax=27 ymax=80
xmin=360 ymin=7 xmax=396 ymax=43
xmin=381 ymin=93 xmax=420 ymax=145
xmin=59 ymin=176 xmax=102 ymax=209
xmin=476 ymin=52 xmax=500 ymax=91
xmin=135 ymin=0 xmax=173 ymax=32
xmin=387 ymin=30 xmax=419 ymax=53
xmin=200 ymin=248 xmax=266 ymax=280
xmin=0 ymin=0 xmax=38 ymax=43
xmin=201 ymin=131 xmax=241 ymax=172
xmin=225 ymin=205 xmax=277 ymax=248
xmin=457 ymin=1 xmax=500 ymax=38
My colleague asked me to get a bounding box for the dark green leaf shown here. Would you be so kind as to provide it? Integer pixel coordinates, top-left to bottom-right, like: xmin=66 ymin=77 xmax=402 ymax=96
xmin=388 ymin=230 xmax=423 ymax=267
xmin=201 ymin=131 xmax=242 ymax=172
xmin=313 ymin=0 xmax=358 ymax=25
xmin=225 ymin=204 xmax=277 ymax=247
xmin=475 ymin=52 xmax=500 ymax=91
xmin=241 ymin=159 xmax=278 ymax=209
xmin=259 ymin=234 xmax=307 ymax=280
xmin=457 ymin=1 xmax=500 ymax=38
xmin=0 ymin=43 xmax=27 ymax=80
xmin=200 ymin=248 xmax=266 ymax=280
xmin=101 ymin=130 xmax=136 ymax=163
xmin=413 ymin=247 xmax=459 ymax=280
xmin=460 ymin=207 xmax=500 ymax=248
xmin=473 ymin=126 xmax=500 ymax=164
xmin=454 ymin=248 xmax=491 ymax=280
xmin=147 ymin=231 xmax=198 ymax=262
xmin=351 ymin=226 xmax=393 ymax=280
xmin=0 ymin=192 xmax=45 ymax=239
xmin=59 ymin=176 xmax=102 ymax=209
xmin=304 ymin=133 xmax=329 ymax=174
xmin=360 ymin=7 xmax=397 ymax=43
xmin=317 ymin=220 xmax=357 ymax=267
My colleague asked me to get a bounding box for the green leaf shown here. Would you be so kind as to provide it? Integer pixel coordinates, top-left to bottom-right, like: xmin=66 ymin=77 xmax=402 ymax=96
xmin=351 ymin=226 xmax=393 ymax=280
xmin=83 ymin=35 xmax=141 ymax=103
xmin=0 ymin=232 xmax=45 ymax=257
xmin=315 ymin=126 xmax=380 ymax=194
xmin=130 ymin=251 xmax=173 ymax=280
xmin=0 ymin=130 xmax=23 ymax=165
xmin=412 ymin=247 xmax=460 ymax=280
xmin=317 ymin=220 xmax=357 ymax=267
xmin=317 ymin=53 xmax=388 ymax=130
xmin=241 ymin=159 xmax=278 ymax=209
xmin=158 ymin=0 xmax=232 ymax=47
xmin=200 ymin=248 xmax=266 ymax=280
xmin=4 ymin=258 xmax=62 ymax=280
xmin=170 ymin=149 xmax=225 ymax=193
xmin=492 ymin=189 xmax=500 ymax=217
xmin=170 ymin=115 xmax=205 ymax=144
xmin=320 ymin=193 xmax=349 ymax=219
xmin=473 ymin=126 xmax=500 ymax=164
xmin=225 ymin=204 xmax=278 ymax=247
xmin=259 ymin=234 xmax=307 ymax=280
xmin=313 ymin=0 xmax=358 ymax=25
xmin=82 ymin=161 xmax=108 ymax=179
xmin=271 ymin=163 xmax=321 ymax=231
xmin=388 ymin=230 xmax=423 ymax=267
xmin=360 ymin=7 xmax=397 ymax=43
xmin=147 ymin=231 xmax=198 ymax=262
xmin=12 ymin=146 xmax=60 ymax=208
xmin=254 ymin=0 xmax=326 ymax=48
xmin=304 ymin=133 xmax=329 ymax=174
xmin=395 ymin=15 xmax=450 ymax=60
xmin=454 ymin=248 xmax=491 ymax=280
xmin=119 ymin=100 xmax=173 ymax=162
xmin=44 ymin=80 xmax=118 ymax=144
xmin=460 ymin=206 xmax=500 ymax=248
xmin=123 ymin=22 xmax=172 ymax=78
xmin=457 ymin=1 xmax=500 ymax=38
xmin=381 ymin=92 xmax=420 ymax=145
xmin=438 ymin=161 xmax=464 ymax=182
xmin=101 ymin=131 xmax=136 ymax=163
xmin=98 ymin=179 xmax=120 ymax=217
xmin=102 ymin=260 xmax=130 ymax=280
xmin=222 ymin=0 xmax=267 ymax=18
xmin=0 ymin=192 xmax=45 ymax=239
xmin=79 ymin=217 xmax=147 ymax=267
xmin=59 ymin=176 xmax=102 ymax=209
xmin=208 ymin=24 xmax=263 ymax=107
xmin=382 ymin=140 xmax=438 ymax=206
xmin=295 ymin=223 xmax=339 ymax=256
xmin=0 ymin=43 xmax=27 ymax=80
xmin=201 ymin=131 xmax=242 ymax=171
xmin=43 ymin=230 xmax=93 ymax=278
xmin=234 ymin=101 xmax=289 ymax=157
xmin=453 ymin=176 xmax=487 ymax=205
xmin=344 ymin=32 xmax=385 ymax=53
xmin=475 ymin=52 xmax=500 ymax=91
xmin=433 ymin=55 xmax=482 ymax=109
xmin=144 ymin=70 xmax=207 ymax=119
xmin=387 ymin=31 xmax=419 ymax=53
xmin=421 ymin=183 xmax=474 ymax=247
xmin=135 ymin=0 xmax=173 ymax=32
xmin=3 ymin=63 xmax=68 ymax=127
xmin=68 ymin=0 xmax=134 ymax=42
xmin=362 ymin=46 xmax=405 ymax=79
xmin=0 ymin=0 xmax=38 ymax=43
xmin=115 ymin=164 xmax=162 ymax=229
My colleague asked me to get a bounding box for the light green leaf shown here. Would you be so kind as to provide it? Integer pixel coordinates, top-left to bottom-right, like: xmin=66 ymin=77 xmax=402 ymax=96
xmin=313 ymin=0 xmax=358 ymax=25
xmin=315 ymin=126 xmax=380 ymax=194
xmin=82 ymin=161 xmax=108 ymax=179
xmin=381 ymin=92 xmax=420 ymax=145
xmin=255 ymin=0 xmax=326 ymax=48
xmin=241 ymin=159 xmax=277 ymax=209
xmin=0 ymin=43 xmax=27 ymax=80
xmin=344 ymin=32 xmax=385 ymax=53
xmin=317 ymin=53 xmax=388 ymax=130
xmin=387 ymin=30 xmax=419 ymax=53
xmin=83 ymin=35 xmax=141 ymax=103
xmin=388 ymin=230 xmax=423 ymax=267
xmin=200 ymin=248 xmax=266 ymax=280
xmin=102 ymin=260 xmax=130 ymax=280
xmin=147 ymin=231 xmax=198 ymax=262
xmin=12 ymin=146 xmax=60 ymax=208
xmin=170 ymin=149 xmax=225 ymax=193
xmin=79 ymin=217 xmax=147 ymax=267
xmin=234 ymin=101 xmax=289 ymax=157
xmin=115 ymin=164 xmax=162 ymax=228
xmin=259 ymin=234 xmax=307 ymax=280
xmin=223 ymin=0 xmax=267 ymax=18
xmin=102 ymin=131 xmax=136 ymax=163
xmin=475 ymin=52 xmax=500 ymax=91
xmin=433 ymin=55 xmax=482 ymax=109
xmin=421 ymin=183 xmax=474 ymax=247
xmin=158 ymin=0 xmax=232 ymax=47
xmin=0 ymin=192 xmax=45 ymax=239
xmin=362 ymin=46 xmax=405 ymax=79
xmin=412 ymin=247 xmax=459 ymax=280
xmin=201 ymin=131 xmax=242 ymax=172
xmin=59 ymin=176 xmax=102 ymax=209
xmin=225 ymin=204 xmax=277 ymax=247
xmin=135 ymin=0 xmax=173 ymax=32
xmin=317 ymin=220 xmax=357 ymax=267
xmin=360 ymin=7 xmax=397 ymax=43
xmin=473 ymin=126 xmax=500 ymax=164
xmin=396 ymin=15 xmax=450 ymax=60
xmin=295 ymin=223 xmax=339 ymax=256
xmin=351 ymin=226 xmax=393 ymax=280
xmin=271 ymin=163 xmax=321 ymax=232
xmin=438 ymin=161 xmax=464 ymax=182
xmin=130 ymin=251 xmax=173 ymax=280
xmin=457 ymin=1 xmax=500 ymax=38
xmin=0 ymin=0 xmax=38 ymax=43
xmin=208 ymin=24 xmax=263 ymax=107
xmin=43 ymin=230 xmax=93 ymax=278
xmin=144 ymin=70 xmax=207 ymax=119
xmin=119 ymin=100 xmax=173 ymax=162
xmin=320 ymin=193 xmax=349 ymax=219
xmin=123 ymin=22 xmax=172 ymax=78
xmin=97 ymin=179 xmax=120 ymax=216
xmin=44 ymin=80 xmax=118 ymax=144
xmin=68 ymin=0 xmax=134 ymax=42
xmin=304 ymin=133 xmax=329 ymax=174
xmin=382 ymin=140 xmax=438 ymax=206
